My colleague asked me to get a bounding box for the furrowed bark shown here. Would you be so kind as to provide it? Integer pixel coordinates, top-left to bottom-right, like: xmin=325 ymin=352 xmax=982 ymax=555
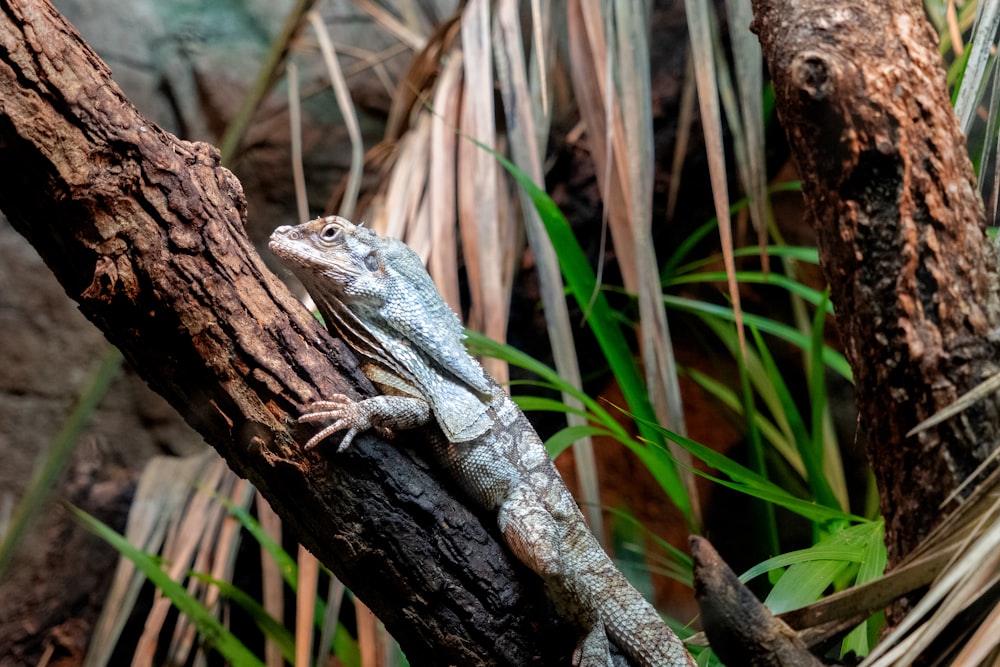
xmin=0 ymin=1 xmax=571 ymax=663
xmin=750 ymin=0 xmax=1000 ymax=573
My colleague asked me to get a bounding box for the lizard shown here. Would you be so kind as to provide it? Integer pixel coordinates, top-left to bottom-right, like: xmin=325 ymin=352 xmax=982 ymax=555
xmin=269 ymin=215 xmax=696 ymax=667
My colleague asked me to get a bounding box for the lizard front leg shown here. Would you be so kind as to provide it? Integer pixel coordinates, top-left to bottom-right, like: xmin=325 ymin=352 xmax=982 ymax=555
xmin=297 ymin=394 xmax=432 ymax=451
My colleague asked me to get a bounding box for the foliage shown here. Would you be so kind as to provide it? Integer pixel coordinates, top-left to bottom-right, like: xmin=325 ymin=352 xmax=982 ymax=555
xmin=474 ymin=165 xmax=888 ymax=659
xmin=28 ymin=0 xmax=1000 ymax=664
xmin=72 ymin=497 xmax=363 ymax=667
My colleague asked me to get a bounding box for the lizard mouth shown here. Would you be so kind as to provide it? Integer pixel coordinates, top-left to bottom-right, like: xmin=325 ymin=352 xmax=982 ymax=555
xmin=268 ymin=226 xmax=308 ymax=262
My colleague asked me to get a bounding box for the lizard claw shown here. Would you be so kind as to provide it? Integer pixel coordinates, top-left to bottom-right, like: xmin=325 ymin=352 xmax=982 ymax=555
xmin=295 ymin=394 xmax=429 ymax=451
xmin=302 ymin=422 xmax=359 ymax=451
xmin=296 ymin=395 xmax=370 ymax=451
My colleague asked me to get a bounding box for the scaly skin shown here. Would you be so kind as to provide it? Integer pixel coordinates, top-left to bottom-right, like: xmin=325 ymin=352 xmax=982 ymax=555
xmin=269 ymin=215 xmax=695 ymax=667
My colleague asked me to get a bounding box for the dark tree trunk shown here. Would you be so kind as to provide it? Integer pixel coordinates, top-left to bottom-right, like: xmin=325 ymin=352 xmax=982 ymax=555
xmin=751 ymin=0 xmax=1000 ymax=572
xmin=0 ymin=1 xmax=573 ymax=664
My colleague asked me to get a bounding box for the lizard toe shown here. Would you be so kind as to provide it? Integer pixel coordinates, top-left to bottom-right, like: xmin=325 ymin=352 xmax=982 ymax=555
xmin=304 ymin=420 xmax=352 ymax=450
xmin=573 ymin=621 xmax=612 ymax=667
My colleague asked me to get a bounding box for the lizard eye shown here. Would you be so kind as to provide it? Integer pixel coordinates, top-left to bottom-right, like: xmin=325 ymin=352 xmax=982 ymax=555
xmin=363 ymin=251 xmax=380 ymax=272
xmin=319 ymin=224 xmax=342 ymax=243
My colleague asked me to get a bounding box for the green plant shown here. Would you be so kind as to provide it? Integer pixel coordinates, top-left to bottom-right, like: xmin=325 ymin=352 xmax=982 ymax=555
xmin=476 ymin=162 xmax=887 ymax=659
xmin=72 ymin=498 xmax=364 ymax=667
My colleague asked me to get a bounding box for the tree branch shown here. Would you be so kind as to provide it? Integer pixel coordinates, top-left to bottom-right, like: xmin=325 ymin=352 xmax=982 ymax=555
xmin=0 ymin=1 xmax=569 ymax=663
xmin=751 ymin=0 xmax=1000 ymax=570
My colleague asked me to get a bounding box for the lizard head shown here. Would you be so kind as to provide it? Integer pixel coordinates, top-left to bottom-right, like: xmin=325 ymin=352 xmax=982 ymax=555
xmin=269 ymin=216 xmax=494 ymax=407
xmin=269 ymin=215 xmax=385 ymax=303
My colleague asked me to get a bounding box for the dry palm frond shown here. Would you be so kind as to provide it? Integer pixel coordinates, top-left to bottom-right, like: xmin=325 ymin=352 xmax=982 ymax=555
xmin=666 ymin=51 xmax=697 ymax=223
xmin=85 ymin=450 xmax=255 ymax=667
xmin=567 ymin=0 xmax=701 ymax=526
xmin=953 ymin=1 xmax=1000 ymax=135
xmin=355 ymin=597 xmax=390 ymax=667
xmin=384 ymin=112 xmax=435 ymax=246
xmin=615 ymin=0 xmax=699 ymax=524
xmin=454 ymin=0 xmax=511 ymax=383
xmin=288 ymin=61 xmax=310 ymax=222
xmin=295 ymin=544 xmax=319 ymax=667
xmin=427 ymin=52 xmax=463 ymax=311
xmin=353 ymin=0 xmax=427 ymax=51
xmin=681 ymin=0 xmax=745 ymax=361
xmin=947 ymin=0 xmax=966 ymax=55
xmin=140 ymin=458 xmax=249 ymax=665
xmin=566 ymin=1 xmax=636 ymax=290
xmin=334 ymin=0 xmax=710 ymax=534
xmin=493 ymin=0 xmax=605 ymax=537
xmin=353 ymin=0 xmax=613 ymax=531
xmin=722 ymin=0 xmax=768 ymax=266
xmin=951 ymin=0 xmax=1000 ymax=227
xmin=310 ymin=10 xmax=365 ymax=219
xmin=382 ymin=14 xmax=462 ymax=144
xmin=862 ymin=473 xmax=1000 ymax=665
xmin=715 ymin=463 xmax=1000 ymax=665
xmin=256 ymin=494 xmax=285 ymax=667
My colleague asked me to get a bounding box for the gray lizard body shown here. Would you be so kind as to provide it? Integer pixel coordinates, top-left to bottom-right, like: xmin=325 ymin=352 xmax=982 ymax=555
xmin=269 ymin=215 xmax=695 ymax=667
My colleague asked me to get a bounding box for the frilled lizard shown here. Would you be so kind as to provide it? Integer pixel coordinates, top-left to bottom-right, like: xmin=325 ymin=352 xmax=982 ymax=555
xmin=269 ymin=215 xmax=695 ymax=667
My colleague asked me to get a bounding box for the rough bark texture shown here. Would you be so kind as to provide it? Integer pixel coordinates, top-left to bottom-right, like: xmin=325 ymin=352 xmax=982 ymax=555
xmin=751 ymin=0 xmax=1000 ymax=567
xmin=0 ymin=1 xmax=572 ymax=664
xmin=691 ymin=537 xmax=825 ymax=667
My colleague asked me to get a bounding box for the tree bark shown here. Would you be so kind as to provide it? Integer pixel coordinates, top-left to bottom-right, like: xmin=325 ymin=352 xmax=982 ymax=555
xmin=751 ymin=0 xmax=1000 ymax=570
xmin=0 ymin=1 xmax=572 ymax=664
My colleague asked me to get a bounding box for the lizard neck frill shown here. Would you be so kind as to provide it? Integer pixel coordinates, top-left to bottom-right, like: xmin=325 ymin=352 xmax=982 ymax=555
xmin=309 ymin=285 xmax=412 ymax=385
xmin=308 ymin=278 xmax=494 ymax=443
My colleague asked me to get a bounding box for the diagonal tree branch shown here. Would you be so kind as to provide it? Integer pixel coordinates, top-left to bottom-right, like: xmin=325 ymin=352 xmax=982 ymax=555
xmin=0 ymin=1 xmax=570 ymax=663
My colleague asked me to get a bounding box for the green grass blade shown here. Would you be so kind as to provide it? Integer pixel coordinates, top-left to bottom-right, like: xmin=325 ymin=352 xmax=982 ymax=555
xmin=604 ymin=506 xmax=694 ymax=586
xmin=664 ymin=295 xmax=853 ymax=381
xmin=740 ymin=521 xmax=880 ymax=582
xmin=456 ymin=153 xmax=696 ymax=523
xmin=698 ymin=315 xmax=799 ymax=454
xmin=217 ymin=493 xmax=342 ymax=633
xmin=840 ymin=523 xmax=886 ymax=657
xmin=683 ymin=367 xmax=798 ymax=470
xmin=766 ymin=559 xmax=853 ymax=615
xmin=513 ymin=395 xmax=592 ymax=420
xmin=544 ymin=425 xmax=617 ymax=459
xmin=70 ymin=505 xmax=266 ymax=667
xmin=806 ymin=291 xmax=844 ymax=510
xmin=749 ymin=324 xmax=838 ymax=511
xmin=661 ymin=217 xmax=723 ymax=280
xmin=737 ymin=336 xmax=780 ymax=556
xmin=660 ymin=184 xmax=806 ymax=279
xmin=466 ymin=330 xmax=632 ymax=443
xmin=670 ymin=242 xmax=817 ymax=278
xmin=626 ymin=414 xmax=863 ymax=525
xmin=746 ymin=326 xmax=810 ymax=461
xmin=469 ymin=332 xmax=696 ymax=508
xmin=0 ymin=346 xmax=123 ymax=578
xmin=665 ymin=270 xmax=834 ymax=313
xmin=748 ymin=522 xmax=882 ymax=615
xmin=190 ymin=572 xmax=296 ymax=662
xmin=216 ymin=494 xmax=298 ymax=589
